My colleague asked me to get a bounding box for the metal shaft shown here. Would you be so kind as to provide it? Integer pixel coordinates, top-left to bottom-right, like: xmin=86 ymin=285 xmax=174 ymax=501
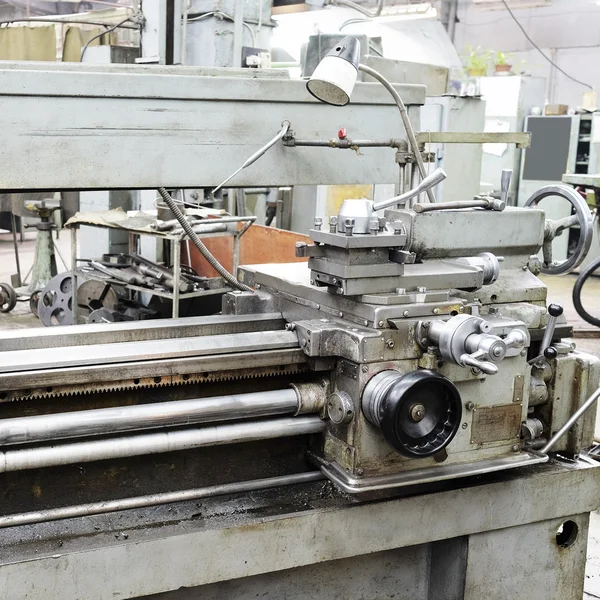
xmin=0 ymin=389 xmax=301 ymax=446
xmin=541 ymin=387 xmax=600 ymax=453
xmin=0 ymin=416 xmax=325 ymax=473
xmin=373 ymin=168 xmax=446 ymax=212
xmin=0 ymin=471 xmax=326 ymax=529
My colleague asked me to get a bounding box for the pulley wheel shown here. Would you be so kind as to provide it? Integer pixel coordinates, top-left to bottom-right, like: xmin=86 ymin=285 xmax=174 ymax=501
xmin=38 ymin=273 xmax=74 ymax=327
xmin=362 ymin=370 xmax=462 ymax=458
xmin=0 ymin=283 xmax=17 ymax=313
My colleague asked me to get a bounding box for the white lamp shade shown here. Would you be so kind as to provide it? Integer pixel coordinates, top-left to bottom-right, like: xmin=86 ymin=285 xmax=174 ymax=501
xmin=307 ymin=55 xmax=358 ymax=107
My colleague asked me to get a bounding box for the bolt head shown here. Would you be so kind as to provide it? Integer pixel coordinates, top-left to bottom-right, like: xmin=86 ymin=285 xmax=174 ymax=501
xmin=403 ymin=310 xmax=410 ymax=317
xmin=465 ymin=401 xmax=475 ymax=411
xmin=433 ymin=308 xmax=440 ymax=315
xmin=461 ymin=422 xmax=468 ymax=429
xmin=396 ymin=288 xmax=406 ymax=295
xmin=356 ymin=468 xmax=364 ymax=476
xmin=512 ymin=444 xmax=520 ymax=452
xmin=378 ymin=320 xmax=385 ymax=327
xmin=386 ymin=339 xmax=395 ymax=349
xmin=362 ymin=365 xmax=368 ymax=373
xmin=410 ymin=404 xmax=426 ymax=422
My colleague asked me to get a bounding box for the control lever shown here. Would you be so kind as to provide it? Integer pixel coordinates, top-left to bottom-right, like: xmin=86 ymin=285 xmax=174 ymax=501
xmin=373 ymin=168 xmax=447 ymax=212
xmin=500 ymin=169 xmax=512 ymax=207
xmin=459 ymin=352 xmax=498 ymax=375
xmin=528 ymin=303 xmax=563 ymax=365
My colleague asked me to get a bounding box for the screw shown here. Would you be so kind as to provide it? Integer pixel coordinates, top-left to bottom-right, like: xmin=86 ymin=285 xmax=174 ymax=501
xmin=314 ymin=217 xmax=323 ymax=230
xmin=459 ymin=307 xmax=464 ymax=313
xmin=520 ymin=349 xmax=527 ymax=356
xmin=403 ymin=310 xmax=410 ymax=317
xmin=357 ymin=468 xmax=364 ymax=476
xmin=300 ymin=339 xmax=307 ymax=348
xmin=378 ymin=320 xmax=385 ymax=327
xmin=369 ymin=219 xmax=379 ymax=235
xmin=362 ymin=365 xmax=368 ymax=373
xmin=386 ymin=339 xmax=395 ymax=349
xmin=329 ymin=215 xmax=338 ymax=233
xmin=345 ymin=218 xmax=355 ymax=237
xmin=310 ymin=279 xmax=315 ymax=285
xmin=512 ymin=444 xmax=520 ymax=452
xmin=393 ymin=220 xmax=403 ymax=235
xmin=364 ymin=320 xmax=368 ymax=326
xmin=461 ymin=423 xmax=468 ymax=429
xmin=332 ymin=278 xmax=337 ymax=285
xmin=465 ymin=401 xmax=475 ymax=411
xmin=433 ymin=308 xmax=440 ymax=315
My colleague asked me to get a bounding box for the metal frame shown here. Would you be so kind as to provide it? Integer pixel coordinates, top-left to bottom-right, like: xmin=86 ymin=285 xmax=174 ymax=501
xmin=0 ymin=63 xmax=425 ymax=191
xmin=1 ymin=459 xmax=597 ymax=600
xmin=68 ymin=217 xmax=252 ymax=320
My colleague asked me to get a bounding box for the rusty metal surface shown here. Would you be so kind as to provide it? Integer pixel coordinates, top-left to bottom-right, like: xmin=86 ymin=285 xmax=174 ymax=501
xmin=0 ymin=459 xmax=597 ymax=600
xmin=470 ymin=404 xmax=523 ymax=445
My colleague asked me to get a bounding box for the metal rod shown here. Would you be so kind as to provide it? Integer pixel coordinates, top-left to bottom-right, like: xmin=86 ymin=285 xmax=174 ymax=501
xmin=0 ymin=389 xmax=301 ymax=446
xmin=0 ymin=471 xmax=326 ymax=529
xmin=541 ymin=387 xmax=600 ymax=453
xmin=10 ymin=212 xmax=21 ymax=285
xmin=70 ymin=226 xmax=78 ymax=324
xmin=0 ymin=416 xmax=325 ymax=473
xmin=413 ymin=199 xmax=488 ymax=213
xmin=373 ymin=168 xmax=446 ymax=212
xmin=213 ymin=122 xmax=290 ymax=193
xmin=358 ymin=63 xmax=435 ymax=203
xmin=284 ymin=138 xmax=403 ymax=149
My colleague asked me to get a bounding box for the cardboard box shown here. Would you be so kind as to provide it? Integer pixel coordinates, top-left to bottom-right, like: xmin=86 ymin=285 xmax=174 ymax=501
xmin=545 ymin=104 xmax=569 ymax=115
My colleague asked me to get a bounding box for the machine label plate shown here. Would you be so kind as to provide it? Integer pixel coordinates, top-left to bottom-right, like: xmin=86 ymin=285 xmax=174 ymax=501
xmin=471 ymin=404 xmax=522 ymax=445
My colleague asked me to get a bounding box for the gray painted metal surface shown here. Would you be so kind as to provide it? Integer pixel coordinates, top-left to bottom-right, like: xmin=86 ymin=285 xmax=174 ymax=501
xmin=0 ymin=64 xmax=425 ymax=190
xmin=0 ymin=460 xmax=597 ymax=600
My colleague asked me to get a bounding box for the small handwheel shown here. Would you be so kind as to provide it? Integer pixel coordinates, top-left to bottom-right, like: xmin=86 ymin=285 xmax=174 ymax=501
xmin=0 ymin=283 xmax=17 ymax=313
xmin=524 ymin=184 xmax=593 ymax=275
xmin=29 ymin=290 xmax=42 ymax=318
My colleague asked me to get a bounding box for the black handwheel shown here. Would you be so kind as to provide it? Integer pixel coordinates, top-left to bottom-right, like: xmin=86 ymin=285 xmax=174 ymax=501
xmin=573 ymin=255 xmax=600 ymax=328
xmin=362 ymin=370 xmax=462 ymax=458
xmin=0 ymin=283 xmax=17 ymax=313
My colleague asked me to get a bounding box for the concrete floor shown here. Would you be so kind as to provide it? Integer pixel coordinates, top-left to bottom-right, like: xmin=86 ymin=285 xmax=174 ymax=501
xmin=2 ymin=230 xmax=600 ymax=597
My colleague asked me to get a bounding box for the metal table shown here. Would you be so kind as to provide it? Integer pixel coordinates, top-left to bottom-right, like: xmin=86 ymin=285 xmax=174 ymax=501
xmin=67 ymin=214 xmax=254 ymax=321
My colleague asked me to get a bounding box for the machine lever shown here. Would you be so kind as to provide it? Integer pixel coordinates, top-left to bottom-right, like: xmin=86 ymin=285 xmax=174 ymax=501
xmin=500 ymin=169 xmax=512 ymax=206
xmin=539 ymin=303 xmax=563 ymax=355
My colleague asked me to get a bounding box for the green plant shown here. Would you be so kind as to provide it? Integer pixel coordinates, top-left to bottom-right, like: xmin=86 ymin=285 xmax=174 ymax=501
xmin=495 ymin=51 xmax=511 ymax=66
xmin=464 ymin=45 xmax=491 ymax=72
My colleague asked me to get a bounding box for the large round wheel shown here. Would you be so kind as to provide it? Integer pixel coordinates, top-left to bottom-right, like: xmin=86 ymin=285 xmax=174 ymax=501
xmin=38 ymin=273 xmax=74 ymax=327
xmin=0 ymin=283 xmax=17 ymax=313
xmin=524 ymin=184 xmax=593 ymax=275
xmin=362 ymin=370 xmax=462 ymax=458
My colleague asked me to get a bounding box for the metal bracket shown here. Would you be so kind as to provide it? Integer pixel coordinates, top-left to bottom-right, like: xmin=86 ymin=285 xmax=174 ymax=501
xmin=416 ymin=131 xmax=531 ymax=149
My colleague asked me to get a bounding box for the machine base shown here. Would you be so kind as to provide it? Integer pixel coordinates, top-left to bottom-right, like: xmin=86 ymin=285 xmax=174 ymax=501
xmin=319 ymin=451 xmax=549 ymax=493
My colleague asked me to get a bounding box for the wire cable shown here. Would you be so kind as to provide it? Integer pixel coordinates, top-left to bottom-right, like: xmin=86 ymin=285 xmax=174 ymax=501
xmin=156 ymin=188 xmax=253 ymax=292
xmin=500 ymin=0 xmax=592 ymax=91
xmin=80 ymin=16 xmax=133 ymax=61
xmin=188 ymin=11 xmax=257 ymax=47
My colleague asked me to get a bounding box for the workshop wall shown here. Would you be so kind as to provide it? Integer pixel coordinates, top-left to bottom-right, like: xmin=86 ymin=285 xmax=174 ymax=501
xmin=453 ymin=0 xmax=600 ymax=109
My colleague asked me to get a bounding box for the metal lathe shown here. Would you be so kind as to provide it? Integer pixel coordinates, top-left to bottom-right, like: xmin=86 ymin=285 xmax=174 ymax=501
xmin=1 ymin=59 xmax=600 ymax=600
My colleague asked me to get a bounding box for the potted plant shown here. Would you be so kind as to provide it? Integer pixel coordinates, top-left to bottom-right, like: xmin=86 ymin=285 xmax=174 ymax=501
xmin=465 ymin=45 xmax=490 ymax=77
xmin=494 ymin=51 xmax=513 ymax=74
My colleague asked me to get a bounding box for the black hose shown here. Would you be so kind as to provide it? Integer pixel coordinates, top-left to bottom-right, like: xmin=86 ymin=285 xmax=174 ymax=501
xmin=157 ymin=188 xmax=253 ymax=292
xmin=572 ymin=255 xmax=600 ymax=328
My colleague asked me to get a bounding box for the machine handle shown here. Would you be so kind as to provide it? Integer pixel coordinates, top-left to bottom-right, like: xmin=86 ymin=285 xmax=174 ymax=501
xmin=500 ymin=169 xmax=512 ymax=206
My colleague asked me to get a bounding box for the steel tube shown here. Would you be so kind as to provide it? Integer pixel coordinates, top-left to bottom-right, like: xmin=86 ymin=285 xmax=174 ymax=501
xmin=0 ymin=389 xmax=300 ymax=446
xmin=0 ymin=471 xmax=326 ymax=529
xmin=0 ymin=416 xmax=325 ymax=473
xmin=541 ymin=387 xmax=600 ymax=453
